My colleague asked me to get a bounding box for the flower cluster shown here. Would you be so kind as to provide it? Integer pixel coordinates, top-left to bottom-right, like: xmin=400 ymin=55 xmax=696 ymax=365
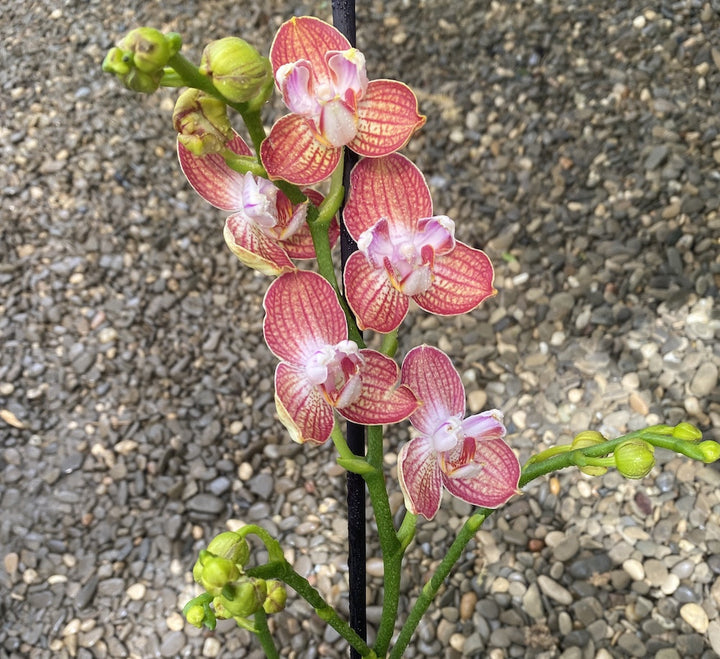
xmin=168 ymin=16 xmax=519 ymax=517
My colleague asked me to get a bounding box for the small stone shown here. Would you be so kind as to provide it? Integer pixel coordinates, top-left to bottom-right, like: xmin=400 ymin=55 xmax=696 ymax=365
xmin=643 ymin=559 xmax=668 ymax=587
xmin=553 ymin=534 xmax=580 ymax=562
xmin=202 ymin=637 xmax=221 ymax=657
xmin=366 ymin=557 xmax=383 ymax=577
xmin=623 ymin=558 xmax=644 ymax=581
xmin=126 ymin=583 xmax=146 ymax=601
xmin=537 ymin=575 xmax=573 ymax=605
xmin=680 ymin=602 xmax=709 ymax=633
xmin=459 ymin=590 xmax=477 ymax=620
xmin=690 ymin=362 xmax=718 ymax=397
xmin=643 ymin=144 xmax=668 ymax=170
xmin=159 ymin=630 xmax=186 ymax=657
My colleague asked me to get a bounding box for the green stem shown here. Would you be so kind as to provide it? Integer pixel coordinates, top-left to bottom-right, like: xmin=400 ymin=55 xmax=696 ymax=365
xmin=364 ymin=428 xmax=403 ymax=656
xmin=389 ymin=509 xmax=491 ymax=659
xmin=246 ymin=560 xmax=376 ymax=658
xmin=379 ymin=330 xmax=399 ymax=357
xmin=253 ymin=610 xmax=279 ymax=659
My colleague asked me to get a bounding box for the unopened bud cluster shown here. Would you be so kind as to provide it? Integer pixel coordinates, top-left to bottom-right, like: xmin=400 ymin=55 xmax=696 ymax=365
xmin=186 ymin=531 xmax=287 ymax=629
xmin=103 ymin=28 xmax=181 ymax=93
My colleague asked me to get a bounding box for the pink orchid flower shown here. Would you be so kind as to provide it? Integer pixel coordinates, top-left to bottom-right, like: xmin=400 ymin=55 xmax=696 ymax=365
xmin=263 ymin=270 xmax=419 ymax=444
xmin=178 ymin=131 xmax=339 ymax=276
xmin=342 ymin=154 xmax=496 ymax=333
xmin=398 ymin=345 xmax=520 ymax=520
xmin=260 ymin=16 xmax=425 ymax=185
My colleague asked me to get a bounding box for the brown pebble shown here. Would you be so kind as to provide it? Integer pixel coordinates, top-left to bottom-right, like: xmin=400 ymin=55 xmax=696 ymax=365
xmin=459 ymin=591 xmax=477 ymax=620
xmin=528 ymin=538 xmax=545 ymax=552
xmin=549 ymin=476 xmax=560 ymax=495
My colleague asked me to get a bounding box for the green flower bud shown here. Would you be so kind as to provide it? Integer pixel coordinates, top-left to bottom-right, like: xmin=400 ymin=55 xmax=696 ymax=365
xmin=118 ymin=28 xmax=180 ymax=74
xmin=199 ymin=37 xmax=272 ymax=103
xmin=263 ymin=579 xmax=287 ymax=614
xmin=173 ymin=89 xmax=234 ymax=156
xmin=103 ymin=29 xmax=181 ymax=94
xmin=184 ymin=603 xmax=206 ymax=628
xmin=697 ymin=441 xmax=720 ymax=464
xmin=614 ymin=439 xmax=655 ymax=479
xmin=672 ymin=422 xmax=703 ymax=441
xmin=206 ymin=531 xmax=251 ymax=567
xmin=571 ymin=430 xmax=608 ymax=476
xmin=215 ymin=578 xmax=267 ymax=618
xmin=195 ymin=555 xmax=240 ymax=595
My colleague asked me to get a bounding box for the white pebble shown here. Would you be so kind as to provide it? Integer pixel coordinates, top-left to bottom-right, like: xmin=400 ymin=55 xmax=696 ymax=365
xmin=126 ymin=583 xmax=146 ymax=601
xmin=680 ymin=602 xmax=709 ymax=633
xmin=623 ymin=558 xmax=644 ymax=581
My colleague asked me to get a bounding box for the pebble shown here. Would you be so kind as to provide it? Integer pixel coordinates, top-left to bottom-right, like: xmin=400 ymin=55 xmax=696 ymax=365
xmin=537 ymin=575 xmax=573 ymax=605
xmin=680 ymin=603 xmax=709 ymax=633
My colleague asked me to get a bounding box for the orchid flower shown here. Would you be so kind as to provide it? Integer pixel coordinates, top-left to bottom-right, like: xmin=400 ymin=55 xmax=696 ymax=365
xmin=178 ymin=131 xmax=339 ymax=276
xmin=342 ymin=153 xmax=496 ymax=333
xmin=398 ymin=345 xmax=520 ymax=520
xmin=263 ymin=270 xmax=419 ymax=444
xmin=260 ymin=16 xmax=426 ymax=185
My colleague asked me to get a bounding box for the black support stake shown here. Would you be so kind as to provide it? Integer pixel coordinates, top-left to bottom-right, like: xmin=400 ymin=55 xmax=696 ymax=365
xmin=331 ymin=2 xmax=365 ymax=658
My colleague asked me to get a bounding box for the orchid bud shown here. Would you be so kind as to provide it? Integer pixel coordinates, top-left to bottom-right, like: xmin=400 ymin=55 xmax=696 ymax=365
xmin=194 ymin=554 xmax=241 ymax=595
xmin=184 ymin=603 xmax=206 ymax=628
xmin=672 ymin=422 xmax=703 ymax=441
xmin=614 ymin=439 xmax=655 ymax=479
xmin=571 ymin=430 xmax=608 ymax=476
xmin=206 ymin=531 xmax=250 ymax=567
xmin=118 ymin=28 xmax=181 ymax=73
xmin=263 ymin=579 xmax=288 ymax=614
xmin=199 ymin=37 xmax=272 ymax=103
xmin=103 ymin=28 xmax=181 ymax=94
xmin=697 ymin=441 xmax=720 ymax=464
xmin=215 ymin=578 xmax=267 ymax=618
xmin=173 ymin=89 xmax=234 ymax=156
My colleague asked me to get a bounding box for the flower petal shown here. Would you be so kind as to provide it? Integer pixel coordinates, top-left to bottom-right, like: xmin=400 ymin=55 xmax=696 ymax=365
xmin=223 ymin=213 xmax=295 ymax=276
xmin=263 ymin=270 xmax=347 ymax=364
xmin=442 ymin=437 xmax=520 ymax=508
xmin=177 ymin=131 xmax=252 ymax=211
xmin=398 ymin=436 xmax=443 ymax=520
xmin=275 ymin=362 xmax=335 ymax=444
xmin=344 ymin=251 xmax=409 ymax=333
xmin=261 ymin=114 xmax=341 ymax=185
xmin=343 ymin=153 xmax=433 ymax=239
xmin=270 ymin=16 xmax=350 ymax=81
xmin=339 ymin=350 xmax=418 ymax=425
xmin=273 ymin=188 xmax=339 ymax=259
xmin=401 ymin=345 xmax=465 ymax=435
xmin=350 ymin=79 xmax=425 ymax=158
xmin=413 ymin=242 xmax=496 ymax=316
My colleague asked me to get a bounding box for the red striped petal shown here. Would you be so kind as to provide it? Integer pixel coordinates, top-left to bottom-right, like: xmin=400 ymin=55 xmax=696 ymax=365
xmin=350 ymin=80 xmax=425 ymax=157
xmin=339 ymin=350 xmax=418 ymax=424
xmin=177 ymin=132 xmax=252 ymax=211
xmin=275 ymin=362 xmax=335 ymax=444
xmin=401 ymin=346 xmax=465 ymax=435
xmin=270 ymin=17 xmax=350 ymax=80
xmin=442 ymin=437 xmax=520 ymax=508
xmin=413 ymin=242 xmax=496 ymax=316
xmin=344 ymin=252 xmax=408 ymax=333
xmin=261 ymin=114 xmax=341 ymax=185
xmin=398 ymin=436 xmax=443 ymax=520
xmin=223 ymin=214 xmax=295 ymax=276
xmin=263 ymin=271 xmax=347 ymax=363
xmin=344 ymin=153 xmax=433 ymax=238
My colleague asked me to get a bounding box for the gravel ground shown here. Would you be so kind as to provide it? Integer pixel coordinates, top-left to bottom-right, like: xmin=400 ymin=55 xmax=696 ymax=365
xmin=2 ymin=0 xmax=720 ymax=658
